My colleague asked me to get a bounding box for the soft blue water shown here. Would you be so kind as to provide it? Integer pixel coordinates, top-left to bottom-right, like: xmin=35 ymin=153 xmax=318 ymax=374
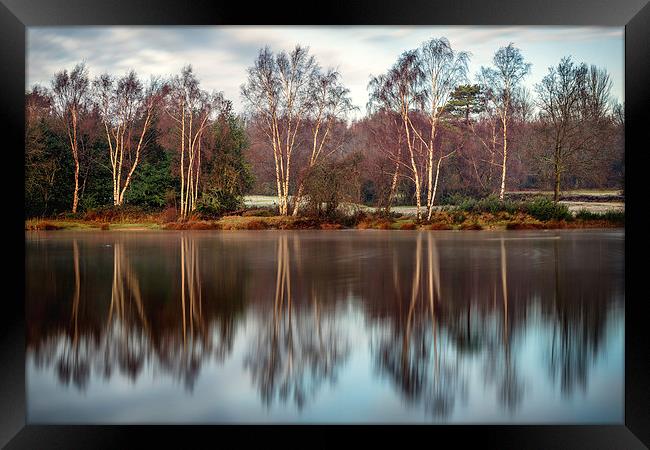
xmin=25 ymin=229 xmax=624 ymax=423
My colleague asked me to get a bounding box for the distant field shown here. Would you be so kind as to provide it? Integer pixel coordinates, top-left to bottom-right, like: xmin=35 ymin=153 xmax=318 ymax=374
xmin=379 ymin=202 xmax=624 ymax=216
xmin=245 ymin=190 xmax=625 ymax=216
xmin=507 ymin=189 xmax=622 ymax=197
xmin=560 ymin=201 xmax=624 ymax=214
xmin=244 ymin=195 xmax=282 ymax=207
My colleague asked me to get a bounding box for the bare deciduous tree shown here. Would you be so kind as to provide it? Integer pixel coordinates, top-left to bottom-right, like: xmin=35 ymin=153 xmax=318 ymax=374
xmin=94 ymin=71 xmax=166 ymax=206
xmin=51 ymin=63 xmax=90 ymax=213
xmin=369 ymin=50 xmax=425 ymax=219
xmin=166 ymin=66 xmax=230 ymax=218
xmin=241 ymin=45 xmax=317 ymax=215
xmin=291 ymin=68 xmax=355 ymax=215
xmin=479 ymin=44 xmax=531 ymax=199
xmin=535 ymin=58 xmax=613 ymax=201
xmin=415 ymin=38 xmax=469 ymax=220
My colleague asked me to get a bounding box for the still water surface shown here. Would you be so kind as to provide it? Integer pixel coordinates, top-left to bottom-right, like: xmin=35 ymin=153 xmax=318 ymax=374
xmin=25 ymin=230 xmax=624 ymax=423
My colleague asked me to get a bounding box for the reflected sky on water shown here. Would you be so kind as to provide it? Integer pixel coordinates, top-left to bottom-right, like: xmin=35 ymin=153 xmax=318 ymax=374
xmin=25 ymin=230 xmax=624 ymax=423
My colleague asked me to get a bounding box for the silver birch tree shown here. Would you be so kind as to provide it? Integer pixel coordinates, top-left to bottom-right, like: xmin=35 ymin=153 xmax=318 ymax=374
xmin=51 ymin=63 xmax=89 ymax=214
xmin=479 ymin=44 xmax=531 ymax=200
xmin=241 ymin=45 xmax=317 ymax=215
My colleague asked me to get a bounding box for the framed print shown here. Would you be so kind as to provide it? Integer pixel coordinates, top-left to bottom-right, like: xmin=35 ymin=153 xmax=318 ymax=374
xmin=2 ymin=0 xmax=649 ymax=447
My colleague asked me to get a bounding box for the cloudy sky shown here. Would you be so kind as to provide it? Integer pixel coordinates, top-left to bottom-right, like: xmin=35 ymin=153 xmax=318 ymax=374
xmin=27 ymin=26 xmax=624 ymax=118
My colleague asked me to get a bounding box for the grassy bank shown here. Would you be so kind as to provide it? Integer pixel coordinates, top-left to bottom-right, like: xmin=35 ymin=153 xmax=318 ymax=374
xmin=26 ymin=207 xmax=624 ymax=232
xmin=25 ymin=219 xmax=163 ymax=231
xmin=25 ymin=196 xmax=624 ymax=232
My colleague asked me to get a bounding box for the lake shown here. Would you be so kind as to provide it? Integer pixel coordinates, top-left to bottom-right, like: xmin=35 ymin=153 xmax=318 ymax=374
xmin=25 ymin=229 xmax=624 ymax=424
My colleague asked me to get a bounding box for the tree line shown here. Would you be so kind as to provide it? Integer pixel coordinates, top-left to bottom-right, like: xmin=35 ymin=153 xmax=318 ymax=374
xmin=25 ymin=38 xmax=624 ymax=220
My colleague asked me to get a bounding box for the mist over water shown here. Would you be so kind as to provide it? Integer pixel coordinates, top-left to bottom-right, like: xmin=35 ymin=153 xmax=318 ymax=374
xmin=25 ymin=230 xmax=624 ymax=423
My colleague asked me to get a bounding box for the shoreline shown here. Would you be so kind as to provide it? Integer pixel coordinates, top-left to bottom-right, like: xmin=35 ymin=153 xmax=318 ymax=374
xmin=25 ymin=213 xmax=624 ymax=232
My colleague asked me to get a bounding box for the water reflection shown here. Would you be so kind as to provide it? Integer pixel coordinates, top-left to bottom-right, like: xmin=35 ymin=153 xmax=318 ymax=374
xmin=244 ymin=235 xmax=351 ymax=409
xmin=28 ymin=235 xmax=241 ymax=392
xmin=372 ymin=234 xmax=468 ymax=418
xmin=25 ymin=230 xmax=624 ymax=423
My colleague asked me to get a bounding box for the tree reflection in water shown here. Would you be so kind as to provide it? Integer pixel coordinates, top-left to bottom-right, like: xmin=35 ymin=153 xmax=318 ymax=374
xmin=368 ymin=232 xmax=617 ymax=418
xmin=545 ymin=237 xmax=613 ymax=397
xmin=26 ymin=231 xmax=622 ymax=419
xmin=54 ymin=239 xmax=92 ymax=389
xmin=28 ymin=234 xmax=240 ymax=392
xmin=244 ymin=234 xmax=351 ymax=410
xmin=372 ymin=233 xmax=468 ymax=418
xmin=479 ymin=237 xmax=524 ymax=413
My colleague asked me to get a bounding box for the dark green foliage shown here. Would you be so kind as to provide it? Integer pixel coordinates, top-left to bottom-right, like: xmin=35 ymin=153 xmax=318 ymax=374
xmin=440 ymin=185 xmax=491 ymax=203
xmin=78 ymin=141 xmax=113 ymax=212
xmin=474 ymin=196 xmax=520 ymax=214
xmin=191 ymin=113 xmax=254 ymax=218
xmin=203 ymin=114 xmax=254 ymax=198
xmin=361 ymin=179 xmax=377 ymax=205
xmin=524 ymin=197 xmax=572 ymax=221
xmin=124 ymin=145 xmax=175 ymax=209
xmin=574 ymin=209 xmax=624 ymax=223
xmin=25 ymin=119 xmax=75 ymax=217
xmin=444 ymin=194 xmax=519 ymax=214
xmin=445 ymin=84 xmax=485 ymax=123
xmin=195 ymin=188 xmax=244 ymax=218
xmin=442 ymin=193 xmax=572 ymax=221
xmin=452 ymin=211 xmax=466 ymax=224
xmin=441 ymin=193 xmax=475 ymax=209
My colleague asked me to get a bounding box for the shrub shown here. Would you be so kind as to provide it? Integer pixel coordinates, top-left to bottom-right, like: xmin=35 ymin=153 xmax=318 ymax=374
xmin=301 ymin=152 xmax=363 ymax=219
xmin=575 ymin=209 xmax=625 ymax=223
xmin=475 ymin=196 xmax=519 ymax=214
xmin=524 ymin=197 xmax=571 ymax=221
xmin=452 ymin=211 xmax=466 ymax=224
xmin=443 ymin=194 xmax=518 ymax=214
xmin=195 ymin=189 xmax=244 ymax=218
xmin=337 ymin=210 xmax=365 ymax=228
xmin=443 ymin=193 xmax=477 ymax=210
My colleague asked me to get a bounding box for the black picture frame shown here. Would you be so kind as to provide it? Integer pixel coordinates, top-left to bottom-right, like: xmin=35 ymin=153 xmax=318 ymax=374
xmin=2 ymin=0 xmax=648 ymax=448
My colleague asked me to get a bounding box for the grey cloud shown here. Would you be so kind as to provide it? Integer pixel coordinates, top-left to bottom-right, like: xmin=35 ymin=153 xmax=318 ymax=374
xmin=27 ymin=26 xmax=623 ymax=114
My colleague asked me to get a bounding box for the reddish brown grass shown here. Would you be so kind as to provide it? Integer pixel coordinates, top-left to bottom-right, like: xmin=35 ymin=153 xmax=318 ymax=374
xmin=460 ymin=222 xmax=483 ymax=230
xmin=159 ymin=207 xmax=178 ymax=223
xmin=423 ymin=223 xmax=453 ymax=230
xmin=376 ymin=220 xmax=393 ymax=230
xmin=320 ymin=223 xmax=343 ymax=230
xmin=245 ymin=220 xmax=268 ymax=230
xmin=278 ymin=218 xmax=320 ymax=229
xmin=188 ymin=221 xmax=218 ymax=230
xmin=163 ymin=222 xmax=185 ymax=230
xmin=26 ymin=221 xmax=63 ymax=231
